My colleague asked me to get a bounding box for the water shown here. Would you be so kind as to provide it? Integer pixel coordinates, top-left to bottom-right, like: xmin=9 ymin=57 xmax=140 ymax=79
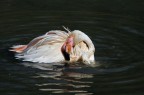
xmin=0 ymin=0 xmax=144 ymax=95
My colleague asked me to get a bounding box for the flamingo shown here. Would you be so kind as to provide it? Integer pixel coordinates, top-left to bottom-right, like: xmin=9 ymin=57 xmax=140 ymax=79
xmin=10 ymin=27 xmax=95 ymax=64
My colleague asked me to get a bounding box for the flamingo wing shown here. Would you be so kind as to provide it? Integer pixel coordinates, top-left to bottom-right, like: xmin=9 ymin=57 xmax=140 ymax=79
xmin=14 ymin=30 xmax=69 ymax=63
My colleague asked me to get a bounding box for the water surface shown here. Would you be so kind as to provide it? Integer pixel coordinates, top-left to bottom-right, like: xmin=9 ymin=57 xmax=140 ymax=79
xmin=0 ymin=0 xmax=144 ymax=95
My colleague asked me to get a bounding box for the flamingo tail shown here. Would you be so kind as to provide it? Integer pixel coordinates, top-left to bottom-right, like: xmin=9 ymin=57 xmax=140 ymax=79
xmin=9 ymin=45 xmax=27 ymax=53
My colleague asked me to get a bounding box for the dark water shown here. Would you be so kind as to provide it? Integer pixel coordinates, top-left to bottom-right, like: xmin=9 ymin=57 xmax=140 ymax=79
xmin=1 ymin=0 xmax=144 ymax=95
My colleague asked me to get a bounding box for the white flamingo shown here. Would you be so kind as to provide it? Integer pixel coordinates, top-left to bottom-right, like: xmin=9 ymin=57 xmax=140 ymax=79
xmin=10 ymin=27 xmax=95 ymax=64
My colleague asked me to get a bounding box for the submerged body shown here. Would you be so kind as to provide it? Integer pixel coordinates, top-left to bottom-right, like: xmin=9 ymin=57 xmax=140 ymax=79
xmin=10 ymin=29 xmax=95 ymax=64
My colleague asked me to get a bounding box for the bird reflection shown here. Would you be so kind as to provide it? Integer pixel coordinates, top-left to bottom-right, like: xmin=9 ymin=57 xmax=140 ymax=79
xmin=22 ymin=62 xmax=94 ymax=95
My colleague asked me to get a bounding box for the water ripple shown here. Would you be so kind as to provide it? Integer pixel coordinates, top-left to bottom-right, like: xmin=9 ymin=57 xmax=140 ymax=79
xmin=0 ymin=11 xmax=144 ymax=95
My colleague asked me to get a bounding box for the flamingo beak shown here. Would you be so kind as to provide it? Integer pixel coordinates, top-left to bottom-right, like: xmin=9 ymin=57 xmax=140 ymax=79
xmin=61 ymin=35 xmax=74 ymax=60
xmin=65 ymin=35 xmax=74 ymax=53
xmin=65 ymin=44 xmax=72 ymax=54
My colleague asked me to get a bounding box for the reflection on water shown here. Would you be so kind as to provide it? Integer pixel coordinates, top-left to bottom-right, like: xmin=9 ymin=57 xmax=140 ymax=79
xmin=22 ymin=62 xmax=94 ymax=94
xmin=35 ymin=69 xmax=93 ymax=94
xmin=1 ymin=0 xmax=144 ymax=95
